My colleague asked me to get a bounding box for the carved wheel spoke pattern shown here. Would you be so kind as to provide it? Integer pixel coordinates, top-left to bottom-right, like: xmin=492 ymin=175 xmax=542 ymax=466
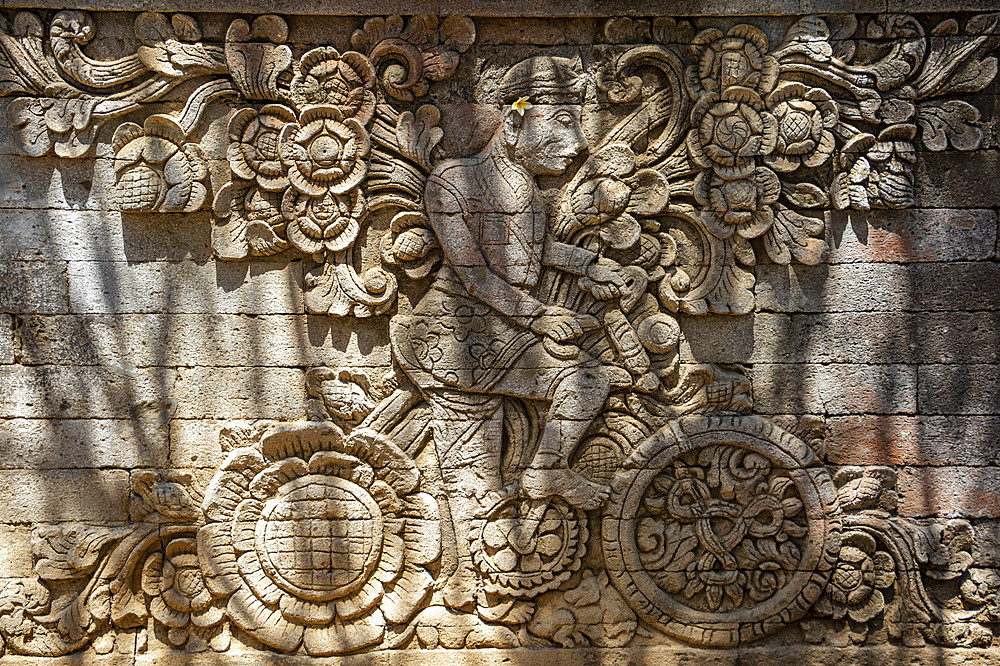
xmin=603 ymin=415 xmax=840 ymax=646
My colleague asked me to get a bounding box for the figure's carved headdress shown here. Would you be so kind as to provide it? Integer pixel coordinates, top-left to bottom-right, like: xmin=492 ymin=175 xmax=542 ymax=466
xmin=498 ymin=55 xmax=586 ymax=105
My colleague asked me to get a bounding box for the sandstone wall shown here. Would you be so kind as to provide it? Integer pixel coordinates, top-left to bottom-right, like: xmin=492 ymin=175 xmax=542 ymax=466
xmin=0 ymin=4 xmax=999 ymax=664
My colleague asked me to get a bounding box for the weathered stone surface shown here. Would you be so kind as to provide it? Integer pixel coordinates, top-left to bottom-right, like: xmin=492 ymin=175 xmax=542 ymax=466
xmin=14 ymin=313 xmax=390 ymax=368
xmin=67 ymin=260 xmax=304 ymax=314
xmin=751 ymin=363 xmax=918 ymax=415
xmin=898 ymin=467 xmax=1000 ymax=518
xmin=755 ymin=262 xmax=1000 ymax=313
xmin=172 ymin=367 xmax=307 ymax=419
xmin=0 ymin=208 xmax=213 ymax=262
xmin=0 ymin=417 xmax=169 ymax=469
xmin=0 ymin=525 xmax=32 ymax=577
xmin=915 ymin=150 xmax=1000 ymax=208
xmin=0 ymin=469 xmax=130 ymax=522
xmin=827 ymin=416 xmax=1000 ymax=467
xmin=0 ymin=313 xmax=12 ymax=364
xmin=683 ymin=312 xmax=1000 ymax=365
xmin=919 ymin=364 xmax=1000 ymax=414
xmin=0 ymin=260 xmax=69 ymax=314
xmin=825 ymin=209 xmax=998 ymax=264
xmin=0 ymin=7 xmax=998 ymax=662
xmin=0 ymin=365 xmax=175 ymax=419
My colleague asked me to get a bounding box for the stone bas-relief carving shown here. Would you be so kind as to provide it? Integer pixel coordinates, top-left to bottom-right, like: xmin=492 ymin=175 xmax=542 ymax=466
xmin=1 ymin=8 xmax=1000 ymax=659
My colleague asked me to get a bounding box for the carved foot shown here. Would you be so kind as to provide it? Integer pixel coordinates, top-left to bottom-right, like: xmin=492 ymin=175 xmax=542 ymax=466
xmin=441 ymin=566 xmax=477 ymax=612
xmin=520 ymin=467 xmax=610 ymax=510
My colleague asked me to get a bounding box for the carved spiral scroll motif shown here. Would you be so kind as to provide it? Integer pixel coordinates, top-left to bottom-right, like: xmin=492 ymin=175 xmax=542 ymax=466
xmin=603 ymin=415 xmax=841 ymax=646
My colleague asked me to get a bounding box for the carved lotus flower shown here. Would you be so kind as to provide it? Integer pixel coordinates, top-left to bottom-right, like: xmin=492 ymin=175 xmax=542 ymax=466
xmin=281 ymin=188 xmax=364 ymax=256
xmin=290 ymin=47 xmax=376 ymax=124
xmin=227 ymin=104 xmax=296 ymax=191
xmin=764 ymin=83 xmax=838 ymax=173
xmin=815 ymin=531 xmax=896 ymax=624
xmin=694 ymin=167 xmax=780 ymax=239
xmin=279 ymin=107 xmax=370 ymax=198
xmin=199 ymin=424 xmax=439 ymax=656
xmin=688 ymin=94 xmax=778 ymax=180
xmin=142 ymin=538 xmax=226 ymax=651
xmin=212 ymin=181 xmax=290 ymax=259
xmin=689 ymin=25 xmax=778 ymax=96
xmin=112 ymin=117 xmax=208 ymax=213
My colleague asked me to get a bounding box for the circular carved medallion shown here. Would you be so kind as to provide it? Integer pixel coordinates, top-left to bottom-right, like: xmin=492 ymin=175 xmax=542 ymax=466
xmin=255 ymin=475 xmax=384 ymax=602
xmin=602 ymin=415 xmax=840 ymax=646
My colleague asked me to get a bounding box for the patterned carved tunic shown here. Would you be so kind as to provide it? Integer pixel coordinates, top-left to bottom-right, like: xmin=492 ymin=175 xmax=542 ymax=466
xmin=393 ymin=147 xmax=591 ymax=391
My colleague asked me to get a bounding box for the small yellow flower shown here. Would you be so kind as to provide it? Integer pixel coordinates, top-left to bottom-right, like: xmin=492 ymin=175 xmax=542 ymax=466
xmin=512 ymin=96 xmax=533 ymax=116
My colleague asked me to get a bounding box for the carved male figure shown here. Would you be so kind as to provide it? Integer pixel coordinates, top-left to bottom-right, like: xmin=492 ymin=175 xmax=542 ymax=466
xmin=391 ymin=56 xmax=623 ymax=611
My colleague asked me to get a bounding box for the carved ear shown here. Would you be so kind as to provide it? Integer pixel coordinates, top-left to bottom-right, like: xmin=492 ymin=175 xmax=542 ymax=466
xmin=502 ymin=107 xmax=522 ymax=146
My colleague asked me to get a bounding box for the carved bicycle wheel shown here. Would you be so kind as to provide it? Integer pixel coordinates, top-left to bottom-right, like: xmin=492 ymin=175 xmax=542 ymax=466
xmin=602 ymin=415 xmax=840 ymax=646
xmin=471 ymin=489 xmax=588 ymax=599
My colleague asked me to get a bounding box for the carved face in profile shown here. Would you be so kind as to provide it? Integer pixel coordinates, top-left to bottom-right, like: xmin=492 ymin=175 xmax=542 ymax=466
xmin=507 ymin=104 xmax=587 ymax=176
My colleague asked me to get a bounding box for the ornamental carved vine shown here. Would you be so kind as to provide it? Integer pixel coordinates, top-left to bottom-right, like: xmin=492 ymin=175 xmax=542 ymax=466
xmin=1 ymin=10 xmax=999 ymax=658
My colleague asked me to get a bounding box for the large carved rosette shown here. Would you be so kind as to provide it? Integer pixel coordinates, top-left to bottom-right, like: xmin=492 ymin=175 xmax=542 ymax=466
xmin=603 ymin=415 xmax=840 ymax=646
xmin=198 ymin=424 xmax=439 ymax=655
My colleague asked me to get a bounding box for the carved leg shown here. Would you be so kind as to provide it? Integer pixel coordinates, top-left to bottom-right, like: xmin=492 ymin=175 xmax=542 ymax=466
xmin=493 ymin=348 xmax=614 ymax=509
xmin=425 ymin=390 xmax=505 ymax=611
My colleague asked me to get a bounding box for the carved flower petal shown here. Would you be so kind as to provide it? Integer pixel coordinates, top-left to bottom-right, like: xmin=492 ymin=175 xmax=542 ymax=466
xmin=381 ymin=566 xmax=434 ymax=624
xmin=288 ymin=166 xmax=327 ymax=197
xmin=803 ymin=131 xmax=835 ymax=168
xmin=227 ymin=107 xmax=258 ymax=141
xmin=700 ymin=210 xmax=735 ymax=240
xmin=232 ymin=498 xmax=264 ymax=554
xmin=227 ymin=142 xmax=258 ymax=182
xmin=237 ymin=552 xmax=283 ymax=604
xmin=738 ymin=206 xmax=774 ymax=239
xmin=197 ymin=523 xmax=240 ymax=595
xmin=404 ymin=494 xmax=442 ymax=565
xmin=287 ymin=217 xmax=327 ymax=255
xmin=256 ymin=171 xmax=290 ymax=192
xmin=764 ymin=152 xmax=800 ymax=173
xmin=847 ymin=589 xmax=885 ymax=624
xmin=813 ymin=593 xmax=833 ymax=616
xmin=259 ymin=104 xmax=297 ymax=129
xmin=151 ymin=595 xmax=189 ymax=628
xmin=873 ymin=552 xmax=897 ymax=589
xmin=228 ymin=586 xmax=303 ymax=652
xmin=335 ymin=577 xmax=383 ymax=620
xmin=202 ymin=449 xmax=266 ymax=521
xmin=162 ymin=587 xmax=195 ymax=614
xmin=686 ymin=129 xmax=711 ymax=169
xmin=303 ymin=609 xmax=385 ymax=656
xmin=141 ymin=136 xmax=179 ymax=164
xmin=322 ymin=215 xmax=360 ymax=252
xmin=375 ymin=531 xmax=405 ymax=584
xmin=250 ymin=458 xmax=308 ymax=499
xmin=141 ymin=552 xmax=165 ymax=597
xmin=600 ymin=213 xmax=641 ymax=250
xmin=280 ymin=595 xmax=335 ymax=625
xmin=189 ymin=587 xmax=213 ymax=613
xmin=191 ymin=603 xmax=225 ymax=628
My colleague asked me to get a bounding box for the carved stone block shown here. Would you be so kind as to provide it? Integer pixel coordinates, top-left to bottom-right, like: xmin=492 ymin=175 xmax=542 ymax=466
xmin=0 ymin=6 xmax=998 ymax=662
